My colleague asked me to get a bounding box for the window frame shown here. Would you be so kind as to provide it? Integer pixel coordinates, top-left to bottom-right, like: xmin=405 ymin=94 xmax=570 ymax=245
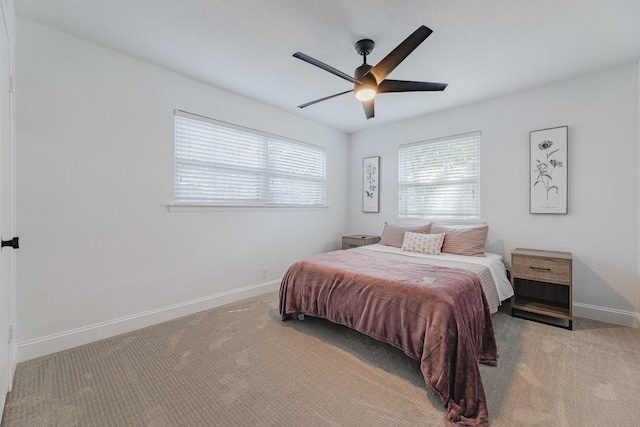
xmin=173 ymin=110 xmax=327 ymax=208
xmin=398 ymin=131 xmax=481 ymax=221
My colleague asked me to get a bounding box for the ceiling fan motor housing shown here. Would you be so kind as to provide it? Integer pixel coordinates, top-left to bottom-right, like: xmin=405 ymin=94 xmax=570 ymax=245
xmin=355 ymin=63 xmax=373 ymax=81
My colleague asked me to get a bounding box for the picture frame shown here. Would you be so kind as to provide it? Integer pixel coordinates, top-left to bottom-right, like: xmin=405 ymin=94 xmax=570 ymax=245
xmin=362 ymin=156 xmax=380 ymax=213
xmin=530 ymin=126 xmax=568 ymax=214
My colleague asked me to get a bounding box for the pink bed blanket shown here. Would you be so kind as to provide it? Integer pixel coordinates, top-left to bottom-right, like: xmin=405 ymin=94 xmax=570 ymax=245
xmin=279 ymin=249 xmax=497 ymax=426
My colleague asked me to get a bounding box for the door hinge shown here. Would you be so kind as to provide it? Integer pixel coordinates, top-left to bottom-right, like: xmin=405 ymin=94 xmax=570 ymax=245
xmin=9 ymin=325 xmax=14 ymax=342
xmin=1 ymin=236 xmax=18 ymax=249
xmin=9 ymin=74 xmax=15 ymax=93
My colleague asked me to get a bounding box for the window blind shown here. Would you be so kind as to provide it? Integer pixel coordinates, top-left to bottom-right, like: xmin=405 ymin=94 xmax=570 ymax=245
xmin=174 ymin=110 xmax=326 ymax=206
xmin=398 ymin=131 xmax=480 ymax=220
xmin=268 ymin=136 xmax=326 ymax=205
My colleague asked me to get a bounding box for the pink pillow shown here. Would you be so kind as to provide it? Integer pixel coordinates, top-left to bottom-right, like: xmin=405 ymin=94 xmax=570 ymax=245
xmin=430 ymin=224 xmax=489 ymax=257
xmin=379 ymin=222 xmax=432 ymax=248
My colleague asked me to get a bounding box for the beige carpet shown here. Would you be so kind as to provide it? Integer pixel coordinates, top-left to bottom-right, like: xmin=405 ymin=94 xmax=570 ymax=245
xmin=2 ymin=291 xmax=640 ymax=426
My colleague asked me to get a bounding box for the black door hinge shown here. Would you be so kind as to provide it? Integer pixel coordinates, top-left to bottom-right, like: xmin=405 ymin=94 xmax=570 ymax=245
xmin=1 ymin=237 xmax=19 ymax=249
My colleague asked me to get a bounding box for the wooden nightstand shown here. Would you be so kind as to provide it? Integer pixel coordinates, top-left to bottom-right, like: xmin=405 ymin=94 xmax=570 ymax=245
xmin=510 ymin=248 xmax=573 ymax=330
xmin=342 ymin=235 xmax=380 ymax=250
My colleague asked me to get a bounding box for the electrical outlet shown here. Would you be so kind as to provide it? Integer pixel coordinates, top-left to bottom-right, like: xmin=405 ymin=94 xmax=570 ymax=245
xmin=261 ymin=269 xmax=268 ymax=279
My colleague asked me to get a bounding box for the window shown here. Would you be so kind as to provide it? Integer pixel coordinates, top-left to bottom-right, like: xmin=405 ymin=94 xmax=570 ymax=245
xmin=174 ymin=110 xmax=326 ymax=206
xmin=398 ymin=131 xmax=480 ymax=220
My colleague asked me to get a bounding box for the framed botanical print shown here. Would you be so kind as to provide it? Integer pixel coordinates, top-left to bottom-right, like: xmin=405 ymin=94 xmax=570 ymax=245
xmin=530 ymin=126 xmax=568 ymax=214
xmin=363 ymin=156 xmax=379 ymax=213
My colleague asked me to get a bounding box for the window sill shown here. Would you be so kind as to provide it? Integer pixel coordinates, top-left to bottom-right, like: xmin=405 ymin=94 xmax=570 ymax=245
xmin=168 ymin=204 xmax=329 ymax=213
xmin=396 ymin=217 xmax=484 ymax=225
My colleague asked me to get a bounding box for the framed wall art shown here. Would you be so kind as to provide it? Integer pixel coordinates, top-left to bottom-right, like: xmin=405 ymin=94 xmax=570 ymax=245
xmin=530 ymin=126 xmax=568 ymax=214
xmin=362 ymin=156 xmax=379 ymax=213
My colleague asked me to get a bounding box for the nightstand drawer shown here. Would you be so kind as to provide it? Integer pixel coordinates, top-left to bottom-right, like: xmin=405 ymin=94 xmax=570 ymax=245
xmin=342 ymin=235 xmax=380 ymax=249
xmin=512 ymin=254 xmax=571 ymax=285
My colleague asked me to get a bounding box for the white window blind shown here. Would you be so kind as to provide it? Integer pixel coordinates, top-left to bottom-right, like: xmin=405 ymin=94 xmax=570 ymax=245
xmin=268 ymin=136 xmax=326 ymax=205
xmin=398 ymin=131 xmax=480 ymax=220
xmin=174 ymin=110 xmax=326 ymax=206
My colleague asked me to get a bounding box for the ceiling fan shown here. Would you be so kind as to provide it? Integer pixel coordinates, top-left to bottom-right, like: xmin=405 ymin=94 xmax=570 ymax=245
xmin=293 ymin=25 xmax=447 ymax=119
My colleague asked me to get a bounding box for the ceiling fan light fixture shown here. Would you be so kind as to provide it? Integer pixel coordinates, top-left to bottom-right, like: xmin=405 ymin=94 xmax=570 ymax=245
xmin=355 ymin=86 xmax=376 ymax=101
xmin=293 ymin=26 xmax=446 ymax=119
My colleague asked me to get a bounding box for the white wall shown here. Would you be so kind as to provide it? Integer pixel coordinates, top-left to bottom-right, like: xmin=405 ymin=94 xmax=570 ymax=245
xmin=348 ymin=63 xmax=640 ymax=327
xmin=16 ymin=18 xmax=349 ymax=360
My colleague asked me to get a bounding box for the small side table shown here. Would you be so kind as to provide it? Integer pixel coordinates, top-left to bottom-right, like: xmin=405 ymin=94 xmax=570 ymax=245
xmin=342 ymin=235 xmax=380 ymax=250
xmin=510 ymin=248 xmax=573 ymax=330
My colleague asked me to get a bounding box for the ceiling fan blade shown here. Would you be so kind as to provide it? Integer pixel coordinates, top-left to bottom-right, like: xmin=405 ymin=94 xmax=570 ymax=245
xmin=378 ymin=80 xmax=447 ymax=93
xmin=293 ymin=52 xmax=361 ymax=84
xmin=362 ymin=98 xmax=374 ymax=119
xmin=297 ymin=89 xmax=354 ymax=109
xmin=369 ymin=26 xmax=433 ymax=84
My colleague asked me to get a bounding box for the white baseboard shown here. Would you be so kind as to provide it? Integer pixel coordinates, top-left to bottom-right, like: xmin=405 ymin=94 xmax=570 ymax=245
xmin=573 ymin=302 xmax=640 ymax=328
xmin=17 ymin=280 xmax=281 ymax=363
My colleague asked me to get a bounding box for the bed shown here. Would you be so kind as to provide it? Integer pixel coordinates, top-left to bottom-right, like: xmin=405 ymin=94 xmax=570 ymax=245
xmin=279 ymin=223 xmax=513 ymax=427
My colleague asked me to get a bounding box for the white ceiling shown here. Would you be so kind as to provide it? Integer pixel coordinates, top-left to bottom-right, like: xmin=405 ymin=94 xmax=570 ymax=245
xmin=15 ymin=0 xmax=640 ymax=134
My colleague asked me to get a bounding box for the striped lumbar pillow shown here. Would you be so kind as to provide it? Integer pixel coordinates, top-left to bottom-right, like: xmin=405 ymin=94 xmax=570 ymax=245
xmin=430 ymin=224 xmax=489 ymax=257
xmin=379 ymin=222 xmax=432 ymax=248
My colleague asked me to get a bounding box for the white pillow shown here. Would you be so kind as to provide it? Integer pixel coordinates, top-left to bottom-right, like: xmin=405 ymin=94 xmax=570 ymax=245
xmin=401 ymin=232 xmax=445 ymax=255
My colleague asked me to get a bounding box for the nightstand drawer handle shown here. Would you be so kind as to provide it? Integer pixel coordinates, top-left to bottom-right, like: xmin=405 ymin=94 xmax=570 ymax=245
xmin=530 ymin=266 xmax=552 ymax=272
